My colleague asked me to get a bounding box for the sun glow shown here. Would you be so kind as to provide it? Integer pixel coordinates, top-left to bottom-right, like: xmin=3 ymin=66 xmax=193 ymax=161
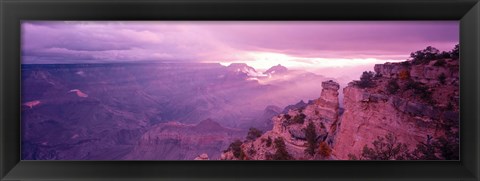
xmin=218 ymin=51 xmax=404 ymax=71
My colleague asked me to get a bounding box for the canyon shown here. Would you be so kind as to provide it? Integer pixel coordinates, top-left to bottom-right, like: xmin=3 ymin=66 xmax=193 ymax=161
xmin=221 ymin=57 xmax=459 ymax=160
xmin=21 ymin=62 xmax=329 ymax=160
xmin=21 ymin=49 xmax=459 ymax=160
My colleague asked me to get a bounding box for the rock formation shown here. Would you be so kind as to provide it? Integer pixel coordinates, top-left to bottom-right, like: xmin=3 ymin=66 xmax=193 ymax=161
xmin=333 ymin=59 xmax=459 ymax=159
xmin=222 ymin=57 xmax=459 ymax=160
xmin=374 ymin=59 xmax=459 ymax=86
xmin=222 ymin=80 xmax=341 ymax=160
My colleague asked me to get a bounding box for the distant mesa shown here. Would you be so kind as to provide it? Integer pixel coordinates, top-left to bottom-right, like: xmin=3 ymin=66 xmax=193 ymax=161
xmin=68 ymin=89 xmax=88 ymax=98
xmin=194 ymin=118 xmax=225 ymax=131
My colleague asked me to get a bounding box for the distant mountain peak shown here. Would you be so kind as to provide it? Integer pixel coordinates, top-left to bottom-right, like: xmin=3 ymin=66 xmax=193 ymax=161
xmin=227 ymin=63 xmax=255 ymax=71
xmin=226 ymin=63 xmax=264 ymax=77
xmin=263 ymin=64 xmax=288 ymax=75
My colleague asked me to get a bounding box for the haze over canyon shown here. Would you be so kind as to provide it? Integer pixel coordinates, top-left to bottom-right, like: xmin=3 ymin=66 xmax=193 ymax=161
xmin=21 ymin=21 xmax=459 ymax=160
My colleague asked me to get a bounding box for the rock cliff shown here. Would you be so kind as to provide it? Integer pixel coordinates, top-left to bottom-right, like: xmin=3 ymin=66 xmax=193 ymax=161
xmin=333 ymin=58 xmax=459 ymax=159
xmin=221 ymin=80 xmax=340 ymax=160
xmin=222 ymin=57 xmax=459 ymax=160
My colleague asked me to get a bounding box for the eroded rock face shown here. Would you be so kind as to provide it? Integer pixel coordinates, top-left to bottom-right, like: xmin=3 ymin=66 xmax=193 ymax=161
xmin=374 ymin=63 xmax=408 ymax=79
xmin=316 ymin=80 xmax=340 ymax=123
xmin=374 ymin=59 xmax=459 ymax=86
xmin=333 ymin=86 xmax=444 ymax=159
xmin=222 ymin=80 xmax=340 ymax=160
xmin=333 ymin=59 xmax=459 ymax=160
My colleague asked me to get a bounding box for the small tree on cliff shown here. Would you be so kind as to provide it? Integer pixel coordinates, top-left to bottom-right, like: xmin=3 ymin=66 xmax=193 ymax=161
xmin=228 ymin=140 xmax=243 ymax=158
xmin=386 ymin=79 xmax=400 ymax=94
xmin=433 ymin=59 xmax=447 ymax=67
xmin=246 ymin=127 xmax=263 ymax=141
xmin=410 ymin=135 xmax=439 ymax=160
xmin=438 ymin=73 xmax=446 ymax=85
xmin=349 ymin=133 xmax=459 ymax=160
xmin=273 ymin=137 xmax=293 ymax=160
xmin=318 ymin=141 xmax=332 ymax=158
xmin=304 ymin=122 xmax=318 ymax=156
xmin=266 ymin=136 xmax=273 ymax=147
xmin=404 ymin=80 xmax=433 ymax=104
xmin=358 ymin=71 xmax=375 ymax=88
xmin=410 ymin=46 xmax=440 ymax=64
xmin=411 ymin=133 xmax=459 ymax=160
xmin=434 ymin=135 xmax=459 ymax=160
xmin=450 ymin=44 xmax=459 ymax=59
xmin=354 ymin=133 xmax=410 ymax=160
xmin=293 ymin=113 xmax=306 ymax=124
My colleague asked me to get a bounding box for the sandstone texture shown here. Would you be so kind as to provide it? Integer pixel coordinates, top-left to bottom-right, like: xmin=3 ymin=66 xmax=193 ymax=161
xmin=334 ymin=59 xmax=459 ymax=159
xmin=222 ymin=80 xmax=341 ymax=160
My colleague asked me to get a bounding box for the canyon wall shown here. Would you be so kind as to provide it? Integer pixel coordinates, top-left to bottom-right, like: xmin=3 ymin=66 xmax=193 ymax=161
xmin=222 ymin=80 xmax=340 ymax=160
xmin=333 ymin=59 xmax=459 ymax=159
xmin=222 ymin=58 xmax=459 ymax=160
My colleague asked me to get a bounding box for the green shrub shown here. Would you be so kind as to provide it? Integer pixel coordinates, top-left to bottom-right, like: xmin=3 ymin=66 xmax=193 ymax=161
xmin=266 ymin=136 xmax=272 ymax=147
xmin=438 ymin=51 xmax=451 ymax=59
xmin=352 ymin=133 xmax=410 ymax=160
xmin=304 ymin=122 xmax=318 ymax=156
xmin=400 ymin=61 xmax=411 ymax=67
xmin=386 ymin=79 xmax=400 ymax=94
xmin=433 ymin=59 xmax=447 ymax=67
xmin=410 ymin=46 xmax=440 ymax=65
xmin=349 ymin=133 xmax=459 ymax=160
xmin=347 ymin=153 xmax=358 ymax=160
xmin=357 ymin=71 xmax=375 ymax=88
xmin=246 ymin=127 xmax=263 ymax=141
xmin=450 ymin=44 xmax=459 ymax=59
xmin=228 ymin=140 xmax=243 ymax=158
xmin=410 ymin=136 xmax=439 ymax=160
xmin=293 ymin=113 xmax=306 ymax=124
xmin=438 ymin=73 xmax=446 ymax=85
xmin=273 ymin=137 xmax=293 ymax=160
xmin=404 ymin=80 xmax=433 ymax=103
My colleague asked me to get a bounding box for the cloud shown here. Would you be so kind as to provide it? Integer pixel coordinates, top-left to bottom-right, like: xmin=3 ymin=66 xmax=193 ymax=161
xmin=21 ymin=21 xmax=459 ymax=64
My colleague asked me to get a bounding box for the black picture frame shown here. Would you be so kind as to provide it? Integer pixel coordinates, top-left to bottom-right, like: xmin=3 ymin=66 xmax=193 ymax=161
xmin=1 ymin=0 xmax=479 ymax=180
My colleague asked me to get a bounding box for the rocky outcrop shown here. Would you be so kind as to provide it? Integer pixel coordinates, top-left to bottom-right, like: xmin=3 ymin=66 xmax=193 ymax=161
xmin=333 ymin=58 xmax=459 ymax=160
xmin=374 ymin=59 xmax=459 ymax=86
xmin=315 ymin=80 xmax=340 ymax=127
xmin=222 ymin=80 xmax=340 ymax=160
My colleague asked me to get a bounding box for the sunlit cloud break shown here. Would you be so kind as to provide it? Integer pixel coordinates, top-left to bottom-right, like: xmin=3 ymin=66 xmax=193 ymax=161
xmin=21 ymin=21 xmax=458 ymax=66
xmin=216 ymin=51 xmax=404 ymax=71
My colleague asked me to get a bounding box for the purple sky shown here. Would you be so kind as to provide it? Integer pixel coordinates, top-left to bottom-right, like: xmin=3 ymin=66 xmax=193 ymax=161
xmin=21 ymin=21 xmax=458 ymax=70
